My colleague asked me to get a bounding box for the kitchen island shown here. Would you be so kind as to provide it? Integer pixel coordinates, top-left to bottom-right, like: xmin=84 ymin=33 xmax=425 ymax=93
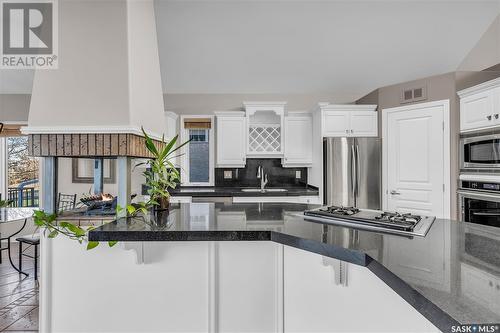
xmin=40 ymin=203 xmax=500 ymax=332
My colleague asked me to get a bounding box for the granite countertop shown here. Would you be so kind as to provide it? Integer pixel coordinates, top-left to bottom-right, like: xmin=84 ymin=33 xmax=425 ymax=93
xmin=88 ymin=202 xmax=500 ymax=330
xmin=168 ymin=185 xmax=319 ymax=197
xmin=0 ymin=207 xmax=36 ymax=223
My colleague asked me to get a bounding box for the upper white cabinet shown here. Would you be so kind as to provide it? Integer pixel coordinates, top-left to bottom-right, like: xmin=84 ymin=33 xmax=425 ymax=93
xmin=215 ymin=112 xmax=246 ymax=167
xmin=244 ymin=102 xmax=286 ymax=156
xmin=283 ymin=112 xmax=313 ymax=166
xmin=320 ymin=104 xmax=378 ymax=137
xmin=458 ymin=78 xmax=500 ymax=132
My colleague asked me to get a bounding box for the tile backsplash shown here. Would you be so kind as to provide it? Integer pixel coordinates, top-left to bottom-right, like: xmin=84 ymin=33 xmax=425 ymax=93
xmin=215 ymin=158 xmax=308 ymax=187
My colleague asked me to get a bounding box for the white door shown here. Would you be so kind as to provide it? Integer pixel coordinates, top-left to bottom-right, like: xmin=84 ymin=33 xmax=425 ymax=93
xmin=284 ymin=115 xmax=313 ymax=165
xmin=350 ymin=111 xmax=378 ymax=137
xmin=383 ymin=100 xmax=450 ymax=218
xmin=322 ymin=111 xmax=350 ymax=137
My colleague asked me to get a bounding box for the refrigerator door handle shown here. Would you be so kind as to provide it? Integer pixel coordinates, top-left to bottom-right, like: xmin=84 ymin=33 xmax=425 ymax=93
xmin=355 ymin=144 xmax=360 ymax=197
xmin=351 ymin=145 xmax=356 ymax=197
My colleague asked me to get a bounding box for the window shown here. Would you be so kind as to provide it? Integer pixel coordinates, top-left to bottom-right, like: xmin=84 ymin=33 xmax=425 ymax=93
xmin=181 ymin=116 xmax=214 ymax=186
xmin=5 ymin=136 xmax=39 ymax=207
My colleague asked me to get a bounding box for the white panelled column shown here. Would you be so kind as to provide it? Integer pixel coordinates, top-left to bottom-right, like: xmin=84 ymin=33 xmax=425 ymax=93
xmin=40 ymin=157 xmax=56 ymax=213
xmin=117 ymin=157 xmax=131 ymax=217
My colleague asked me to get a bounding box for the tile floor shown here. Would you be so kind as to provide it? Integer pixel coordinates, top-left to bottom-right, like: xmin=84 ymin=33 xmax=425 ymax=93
xmin=0 ymin=243 xmax=38 ymax=332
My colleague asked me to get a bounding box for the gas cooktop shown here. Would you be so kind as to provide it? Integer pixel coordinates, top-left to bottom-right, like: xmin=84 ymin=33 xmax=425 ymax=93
xmin=303 ymin=206 xmax=435 ymax=237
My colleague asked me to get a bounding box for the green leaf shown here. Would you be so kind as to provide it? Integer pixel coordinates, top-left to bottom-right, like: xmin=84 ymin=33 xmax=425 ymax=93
xmin=141 ymin=127 xmax=159 ymax=156
xmin=108 ymin=241 xmax=118 ymax=247
xmin=162 ymin=135 xmax=178 ymax=158
xmin=48 ymin=230 xmax=59 ymax=238
xmin=86 ymin=241 xmax=99 ymax=250
xmin=166 ymin=138 xmax=191 ymax=157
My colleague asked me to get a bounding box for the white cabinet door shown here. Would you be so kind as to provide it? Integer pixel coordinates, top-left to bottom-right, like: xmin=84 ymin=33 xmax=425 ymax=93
xmin=284 ymin=246 xmax=439 ymax=332
xmin=460 ymin=89 xmax=495 ymax=132
xmin=216 ymin=116 xmax=246 ymax=167
xmin=283 ymin=115 xmax=313 ymax=165
xmin=217 ymin=242 xmax=282 ymax=333
xmin=350 ymin=111 xmax=378 ymax=136
xmin=322 ymin=111 xmax=350 ymax=137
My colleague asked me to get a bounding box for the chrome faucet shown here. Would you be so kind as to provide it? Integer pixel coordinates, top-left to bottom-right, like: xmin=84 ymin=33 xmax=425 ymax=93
xmin=257 ymin=165 xmax=268 ymax=192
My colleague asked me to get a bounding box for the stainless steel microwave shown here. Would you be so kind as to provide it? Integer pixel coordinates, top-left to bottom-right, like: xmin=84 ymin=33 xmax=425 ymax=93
xmin=461 ymin=133 xmax=500 ymax=170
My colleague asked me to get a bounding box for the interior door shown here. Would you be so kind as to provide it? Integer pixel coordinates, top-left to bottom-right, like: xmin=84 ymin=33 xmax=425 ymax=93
xmin=383 ymin=101 xmax=448 ymax=218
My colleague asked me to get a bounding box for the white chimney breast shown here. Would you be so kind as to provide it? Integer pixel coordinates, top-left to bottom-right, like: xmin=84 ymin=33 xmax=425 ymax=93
xmin=25 ymin=0 xmax=166 ymax=139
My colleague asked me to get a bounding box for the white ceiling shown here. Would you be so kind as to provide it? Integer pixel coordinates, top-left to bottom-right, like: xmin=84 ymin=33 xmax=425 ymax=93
xmin=155 ymin=0 xmax=500 ymax=98
xmin=1 ymin=0 xmax=499 ymax=98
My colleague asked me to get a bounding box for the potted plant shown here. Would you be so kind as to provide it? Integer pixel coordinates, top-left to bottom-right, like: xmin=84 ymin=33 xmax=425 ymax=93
xmin=0 ymin=199 xmax=11 ymax=208
xmin=141 ymin=128 xmax=190 ymax=226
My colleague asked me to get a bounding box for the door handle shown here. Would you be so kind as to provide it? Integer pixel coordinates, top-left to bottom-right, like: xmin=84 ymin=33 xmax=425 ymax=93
xmin=390 ymin=190 xmax=401 ymax=195
xmin=487 ymin=115 xmax=492 ymax=121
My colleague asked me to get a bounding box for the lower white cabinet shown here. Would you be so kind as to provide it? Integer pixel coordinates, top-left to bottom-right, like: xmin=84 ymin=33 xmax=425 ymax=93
xmin=283 ymin=113 xmax=313 ymax=166
xmin=215 ymin=112 xmax=246 ymax=167
xmin=216 ymin=242 xmax=282 ymax=332
xmin=283 ymin=246 xmax=439 ymax=332
xmin=382 ymin=219 xmax=450 ymax=292
xmin=461 ymin=262 xmax=500 ymax=314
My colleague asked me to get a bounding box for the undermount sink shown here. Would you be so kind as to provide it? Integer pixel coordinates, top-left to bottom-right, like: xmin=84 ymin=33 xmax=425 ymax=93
xmin=241 ymin=188 xmax=288 ymax=193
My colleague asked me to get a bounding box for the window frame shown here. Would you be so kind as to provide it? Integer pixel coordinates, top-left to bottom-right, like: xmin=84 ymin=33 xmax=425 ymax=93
xmin=180 ymin=115 xmax=215 ymax=187
xmin=0 ymin=137 xmax=7 ymax=200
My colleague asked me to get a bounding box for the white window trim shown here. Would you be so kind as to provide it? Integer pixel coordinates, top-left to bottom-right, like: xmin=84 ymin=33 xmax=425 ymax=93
xmin=180 ymin=115 xmax=215 ymax=187
xmin=0 ymin=137 xmax=7 ymax=200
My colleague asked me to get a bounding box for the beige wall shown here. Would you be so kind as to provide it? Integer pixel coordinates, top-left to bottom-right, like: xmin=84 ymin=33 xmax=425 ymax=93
xmin=458 ymin=14 xmax=500 ymax=72
xmin=0 ymin=94 xmax=31 ymax=122
xmin=357 ymin=72 xmax=460 ymax=219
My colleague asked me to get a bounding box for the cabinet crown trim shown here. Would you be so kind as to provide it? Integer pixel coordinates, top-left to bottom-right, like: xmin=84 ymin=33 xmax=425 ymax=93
xmin=319 ymin=104 xmax=377 ymax=112
xmin=243 ymin=101 xmax=287 ymax=108
xmin=214 ymin=111 xmax=246 ymax=117
xmin=457 ymin=77 xmax=500 ymax=98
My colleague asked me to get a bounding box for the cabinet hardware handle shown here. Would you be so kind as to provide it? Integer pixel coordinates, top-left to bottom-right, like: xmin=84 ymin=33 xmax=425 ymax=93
xmin=497 ymin=284 xmax=500 ymax=290
xmin=390 ymin=190 xmax=401 ymax=195
xmin=345 ymin=129 xmax=348 ymax=133
xmin=495 ymin=114 xmax=499 ymax=119
xmin=489 ymin=281 xmax=494 ymax=287
xmin=487 ymin=115 xmax=492 ymax=121
xmin=351 ymin=129 xmax=354 ymax=133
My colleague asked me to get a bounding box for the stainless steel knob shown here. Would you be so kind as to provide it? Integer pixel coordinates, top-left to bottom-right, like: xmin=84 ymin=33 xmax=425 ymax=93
xmin=351 ymin=129 xmax=354 ymax=133
xmin=345 ymin=129 xmax=348 ymax=133
xmin=495 ymin=114 xmax=499 ymax=119
xmin=390 ymin=190 xmax=401 ymax=195
xmin=487 ymin=115 xmax=492 ymax=121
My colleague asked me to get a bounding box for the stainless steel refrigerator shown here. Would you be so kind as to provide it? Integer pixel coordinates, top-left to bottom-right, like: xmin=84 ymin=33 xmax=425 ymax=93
xmin=323 ymin=137 xmax=381 ymax=209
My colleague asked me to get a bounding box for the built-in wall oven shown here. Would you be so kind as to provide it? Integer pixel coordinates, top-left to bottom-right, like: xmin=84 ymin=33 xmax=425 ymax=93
xmin=458 ymin=175 xmax=500 ymax=228
xmin=460 ymin=133 xmax=500 ymax=171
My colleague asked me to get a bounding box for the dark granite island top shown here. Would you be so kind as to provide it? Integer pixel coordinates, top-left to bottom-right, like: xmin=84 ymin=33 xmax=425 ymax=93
xmin=88 ymin=202 xmax=500 ymax=331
